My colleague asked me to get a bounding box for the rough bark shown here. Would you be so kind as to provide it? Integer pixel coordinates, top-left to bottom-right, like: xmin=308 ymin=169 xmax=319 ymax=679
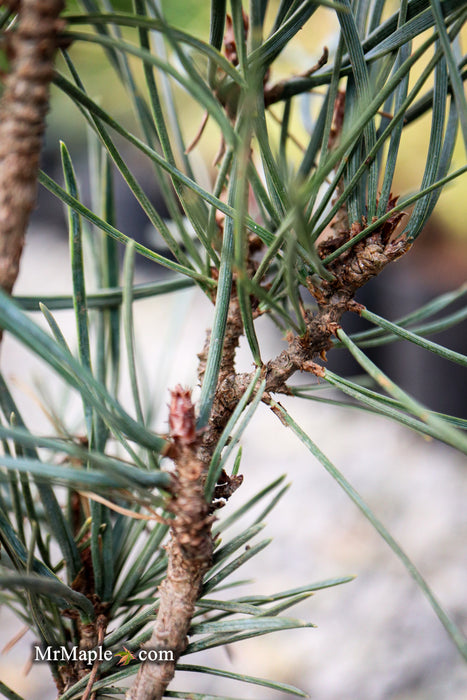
xmin=127 ymin=388 xmax=214 ymax=700
xmin=0 ymin=0 xmax=64 ymax=299
xmin=200 ymin=223 xmax=410 ymax=470
xmin=125 ymin=18 xmax=412 ymax=697
xmin=126 ymin=208 xmax=410 ymax=699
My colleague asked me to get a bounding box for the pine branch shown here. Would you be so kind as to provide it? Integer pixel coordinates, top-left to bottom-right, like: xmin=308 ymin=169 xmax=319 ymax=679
xmin=0 ymin=0 xmax=65 ymax=300
xmin=0 ymin=3 xmax=464 ymax=699
xmin=126 ymin=190 xmax=411 ymax=700
xmin=203 ymin=220 xmax=411 ymax=445
xmin=127 ymin=388 xmax=214 ymax=700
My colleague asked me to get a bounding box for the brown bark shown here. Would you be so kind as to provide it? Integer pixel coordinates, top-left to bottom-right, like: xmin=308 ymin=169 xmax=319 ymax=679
xmin=127 ymin=389 xmax=214 ymax=700
xmin=124 ymin=24 xmax=411 ymax=696
xmin=199 ymin=224 xmax=410 ymax=471
xmin=0 ymin=5 xmax=416 ymax=699
xmin=0 ymin=0 xmax=64 ymax=299
xmin=126 ymin=221 xmax=410 ymax=699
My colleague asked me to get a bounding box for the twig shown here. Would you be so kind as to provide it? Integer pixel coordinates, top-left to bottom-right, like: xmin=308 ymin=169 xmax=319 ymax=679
xmin=82 ymin=615 xmax=107 ymax=700
xmin=127 ymin=388 xmax=214 ymax=700
xmin=201 ymin=222 xmax=411 ymax=454
xmin=185 ymin=110 xmax=209 ymax=153
xmin=124 ymin=211 xmax=411 ymax=700
xmin=264 ymin=47 xmax=329 ymax=107
xmin=123 ymin=16 xmax=412 ymax=693
xmin=0 ymin=0 xmax=65 ymax=303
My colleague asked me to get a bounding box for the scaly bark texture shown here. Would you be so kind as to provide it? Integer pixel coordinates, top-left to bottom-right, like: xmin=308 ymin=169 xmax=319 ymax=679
xmin=0 ymin=0 xmax=64 ymax=298
xmin=199 ymin=223 xmax=410 ymax=469
xmin=127 ymin=388 xmax=214 ymax=700
xmin=126 ymin=18 xmax=412 ymax=700
xmin=127 ymin=217 xmax=410 ymax=700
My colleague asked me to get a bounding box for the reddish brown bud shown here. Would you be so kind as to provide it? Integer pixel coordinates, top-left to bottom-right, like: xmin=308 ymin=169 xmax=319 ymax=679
xmin=169 ymin=385 xmax=197 ymax=445
xmin=223 ymin=11 xmax=249 ymax=66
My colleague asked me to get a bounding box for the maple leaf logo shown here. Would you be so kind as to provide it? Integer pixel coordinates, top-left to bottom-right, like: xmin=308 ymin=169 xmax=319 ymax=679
xmin=115 ymin=647 xmax=136 ymax=666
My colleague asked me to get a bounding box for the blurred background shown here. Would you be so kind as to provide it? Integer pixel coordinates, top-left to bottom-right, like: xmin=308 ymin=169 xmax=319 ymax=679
xmin=0 ymin=1 xmax=466 ymax=698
